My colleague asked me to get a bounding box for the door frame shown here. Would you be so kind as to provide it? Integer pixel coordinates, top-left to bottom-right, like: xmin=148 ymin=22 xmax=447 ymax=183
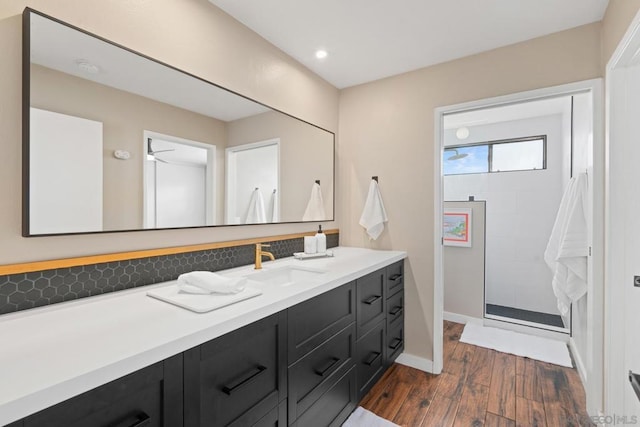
xmin=604 ymin=7 xmax=640 ymax=418
xmin=142 ymin=130 xmax=217 ymax=228
xmin=433 ymin=78 xmax=604 ymax=415
xmin=225 ymin=138 xmax=281 ymax=224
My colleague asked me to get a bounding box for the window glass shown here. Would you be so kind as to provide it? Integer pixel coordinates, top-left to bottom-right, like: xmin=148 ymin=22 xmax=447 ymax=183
xmin=443 ymin=145 xmax=489 ymax=175
xmin=491 ymin=139 xmax=544 ymax=172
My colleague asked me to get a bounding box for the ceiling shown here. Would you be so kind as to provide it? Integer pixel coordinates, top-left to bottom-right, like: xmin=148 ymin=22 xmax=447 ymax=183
xmin=209 ymin=0 xmax=609 ymax=89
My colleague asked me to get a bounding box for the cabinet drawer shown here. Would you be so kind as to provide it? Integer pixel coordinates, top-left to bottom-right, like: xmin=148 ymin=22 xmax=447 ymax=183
xmin=356 ymin=269 xmax=385 ymax=338
xmin=292 ymin=366 xmax=357 ymax=427
xmin=288 ymin=323 xmax=355 ymax=421
xmin=386 ymin=321 xmax=404 ymax=365
xmin=288 ymin=282 xmax=355 ymax=362
xmin=184 ymin=313 xmax=286 ymax=427
xmin=232 ymin=400 xmax=287 ymax=427
xmin=356 ymin=319 xmax=385 ymax=399
xmin=386 ymin=290 xmax=404 ymax=330
xmin=386 ymin=261 xmax=404 ymax=297
xmin=25 ymin=355 xmax=183 ymax=427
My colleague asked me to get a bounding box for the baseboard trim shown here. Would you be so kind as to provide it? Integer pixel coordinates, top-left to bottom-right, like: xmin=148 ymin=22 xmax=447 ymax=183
xmin=443 ymin=311 xmax=482 ymax=325
xmin=569 ymin=337 xmax=587 ymax=385
xmin=395 ymin=353 xmax=434 ymax=373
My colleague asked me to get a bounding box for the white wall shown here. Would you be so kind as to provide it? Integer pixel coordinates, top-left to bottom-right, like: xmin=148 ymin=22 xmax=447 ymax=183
xmin=444 ymin=201 xmax=485 ymax=319
xmin=29 ymin=108 xmax=103 ymax=234
xmin=444 ymin=114 xmax=569 ymax=315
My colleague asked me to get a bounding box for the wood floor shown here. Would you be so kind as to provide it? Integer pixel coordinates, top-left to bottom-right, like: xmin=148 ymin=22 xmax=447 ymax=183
xmin=360 ymin=321 xmax=592 ymax=426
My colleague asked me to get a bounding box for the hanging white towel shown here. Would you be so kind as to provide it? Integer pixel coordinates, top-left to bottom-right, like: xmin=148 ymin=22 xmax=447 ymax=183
xmin=302 ymin=183 xmax=326 ymax=221
xmin=544 ymin=173 xmax=589 ymax=316
xmin=359 ymin=180 xmax=388 ymax=240
xmin=271 ymin=190 xmax=279 ymax=222
xmin=246 ymin=189 xmax=267 ymax=224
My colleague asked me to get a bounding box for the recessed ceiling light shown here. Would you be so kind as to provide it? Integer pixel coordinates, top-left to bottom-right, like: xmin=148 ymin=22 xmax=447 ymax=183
xmin=315 ymin=49 xmax=328 ymax=59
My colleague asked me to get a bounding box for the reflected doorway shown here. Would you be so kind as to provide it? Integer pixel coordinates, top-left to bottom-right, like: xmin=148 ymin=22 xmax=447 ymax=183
xmin=143 ymin=131 xmax=216 ymax=228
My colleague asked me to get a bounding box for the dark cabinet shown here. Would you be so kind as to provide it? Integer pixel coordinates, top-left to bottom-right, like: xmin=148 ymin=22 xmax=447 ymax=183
xmin=356 ymin=270 xmax=386 ymax=339
xmin=288 ymin=323 xmax=356 ymax=422
xmin=291 ymin=367 xmax=357 ymax=427
xmin=24 ymin=354 xmax=183 ymax=427
xmin=384 ymin=262 xmax=404 ymax=366
xmin=386 ymin=261 xmax=404 ymax=297
xmin=288 ymin=282 xmax=355 ymax=362
xmin=184 ymin=312 xmax=287 ymax=427
xmin=13 ymin=260 xmax=404 ymax=427
xmin=355 ymin=319 xmax=386 ymax=398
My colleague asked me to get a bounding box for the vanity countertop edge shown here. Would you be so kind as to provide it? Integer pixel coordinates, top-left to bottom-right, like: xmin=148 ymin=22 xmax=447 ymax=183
xmin=0 ymin=246 xmax=406 ymax=425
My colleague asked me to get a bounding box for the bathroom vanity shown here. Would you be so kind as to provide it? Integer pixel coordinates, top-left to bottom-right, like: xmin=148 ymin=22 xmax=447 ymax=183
xmin=0 ymin=248 xmax=405 ymax=426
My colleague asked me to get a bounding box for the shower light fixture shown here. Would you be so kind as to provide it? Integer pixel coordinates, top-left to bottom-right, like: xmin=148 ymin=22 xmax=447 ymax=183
xmin=456 ymin=127 xmax=470 ymax=140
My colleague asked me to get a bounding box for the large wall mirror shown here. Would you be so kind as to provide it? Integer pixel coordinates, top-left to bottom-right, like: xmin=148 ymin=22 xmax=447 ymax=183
xmin=23 ymin=8 xmax=334 ymax=236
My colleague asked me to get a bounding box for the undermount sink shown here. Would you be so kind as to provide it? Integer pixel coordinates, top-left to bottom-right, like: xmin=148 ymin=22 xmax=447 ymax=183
xmin=245 ymin=265 xmax=327 ymax=287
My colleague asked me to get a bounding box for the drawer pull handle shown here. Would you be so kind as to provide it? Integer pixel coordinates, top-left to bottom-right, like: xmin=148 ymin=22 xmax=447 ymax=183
xmin=123 ymin=413 xmax=151 ymax=427
xmin=363 ymin=295 xmax=381 ymax=305
xmin=222 ymin=365 xmax=267 ymax=395
xmin=389 ymin=338 xmax=403 ymax=350
xmin=364 ymin=351 xmax=381 ymax=366
xmin=314 ymin=357 xmax=340 ymax=376
xmin=389 ymin=274 xmax=403 ymax=282
xmin=389 ymin=306 xmax=403 ymax=316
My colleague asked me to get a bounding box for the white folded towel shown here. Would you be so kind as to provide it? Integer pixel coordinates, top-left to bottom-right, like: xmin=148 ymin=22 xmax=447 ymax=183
xmin=544 ymin=173 xmax=589 ymax=316
xmin=359 ymin=180 xmax=388 ymax=240
xmin=177 ymin=271 xmax=247 ymax=295
xmin=246 ymin=189 xmax=267 ymax=224
xmin=302 ymin=182 xmax=326 ymax=221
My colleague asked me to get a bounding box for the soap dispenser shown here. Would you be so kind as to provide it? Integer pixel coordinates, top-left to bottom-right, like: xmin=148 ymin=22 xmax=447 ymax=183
xmin=315 ymin=225 xmax=327 ymax=253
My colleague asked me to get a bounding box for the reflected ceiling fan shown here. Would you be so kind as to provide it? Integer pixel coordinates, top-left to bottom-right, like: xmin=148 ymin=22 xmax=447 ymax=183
xmin=147 ymin=138 xmax=175 ymax=164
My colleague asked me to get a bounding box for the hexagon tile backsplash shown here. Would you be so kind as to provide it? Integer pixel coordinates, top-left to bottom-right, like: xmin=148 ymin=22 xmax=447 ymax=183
xmin=0 ymin=233 xmax=339 ymax=316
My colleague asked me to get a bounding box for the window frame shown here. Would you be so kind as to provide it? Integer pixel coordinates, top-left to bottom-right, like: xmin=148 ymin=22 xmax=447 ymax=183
xmin=443 ymin=135 xmax=547 ymax=176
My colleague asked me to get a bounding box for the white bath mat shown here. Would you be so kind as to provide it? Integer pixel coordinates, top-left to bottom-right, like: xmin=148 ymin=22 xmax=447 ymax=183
xmin=342 ymin=407 xmax=399 ymax=427
xmin=459 ymin=322 xmax=572 ymax=367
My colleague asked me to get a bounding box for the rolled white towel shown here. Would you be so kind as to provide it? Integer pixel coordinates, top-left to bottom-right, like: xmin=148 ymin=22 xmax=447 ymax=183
xmin=177 ymin=271 xmax=247 ymax=295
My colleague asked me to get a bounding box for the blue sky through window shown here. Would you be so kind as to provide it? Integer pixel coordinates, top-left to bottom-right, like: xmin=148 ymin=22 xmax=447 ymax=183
xmin=443 ymin=145 xmax=488 ymax=175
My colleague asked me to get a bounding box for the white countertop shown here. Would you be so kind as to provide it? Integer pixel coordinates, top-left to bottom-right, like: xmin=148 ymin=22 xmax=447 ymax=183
xmin=0 ymin=247 xmax=406 ymax=424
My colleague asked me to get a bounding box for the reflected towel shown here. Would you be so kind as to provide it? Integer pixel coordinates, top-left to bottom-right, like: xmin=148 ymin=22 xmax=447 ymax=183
xmin=271 ymin=190 xmax=279 ymax=222
xmin=246 ymin=189 xmax=267 ymax=224
xmin=544 ymin=173 xmax=588 ymax=316
xmin=359 ymin=180 xmax=388 ymax=240
xmin=177 ymin=271 xmax=247 ymax=295
xmin=302 ymin=183 xmax=326 ymax=221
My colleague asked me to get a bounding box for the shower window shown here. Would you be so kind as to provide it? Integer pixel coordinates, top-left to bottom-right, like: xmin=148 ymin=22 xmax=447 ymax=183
xmin=444 ymin=135 xmax=546 ymax=176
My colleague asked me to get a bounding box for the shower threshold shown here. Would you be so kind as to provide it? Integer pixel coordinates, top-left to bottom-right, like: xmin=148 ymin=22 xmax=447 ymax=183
xmin=486 ymin=304 xmax=566 ymax=329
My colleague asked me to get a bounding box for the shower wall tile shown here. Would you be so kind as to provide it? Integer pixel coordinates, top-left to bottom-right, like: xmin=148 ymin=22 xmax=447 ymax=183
xmin=0 ymin=233 xmax=338 ymax=316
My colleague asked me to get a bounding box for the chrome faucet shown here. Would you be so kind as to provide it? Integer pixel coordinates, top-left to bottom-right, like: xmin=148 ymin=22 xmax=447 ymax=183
xmin=255 ymin=243 xmax=275 ymax=269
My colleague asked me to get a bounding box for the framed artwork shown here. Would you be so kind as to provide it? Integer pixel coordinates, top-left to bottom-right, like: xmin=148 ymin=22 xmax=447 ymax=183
xmin=443 ymin=208 xmax=472 ymax=247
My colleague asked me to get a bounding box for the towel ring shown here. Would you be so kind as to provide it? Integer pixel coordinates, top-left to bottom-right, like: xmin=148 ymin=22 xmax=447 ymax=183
xmin=372 ymin=176 xmax=378 ymax=182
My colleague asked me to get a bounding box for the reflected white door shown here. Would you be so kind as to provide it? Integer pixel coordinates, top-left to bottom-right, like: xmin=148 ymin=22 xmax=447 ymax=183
xmin=29 ymin=108 xmax=103 ymax=234
xmin=226 ymin=139 xmax=279 ymax=224
xmin=155 ymin=161 xmax=206 ymax=228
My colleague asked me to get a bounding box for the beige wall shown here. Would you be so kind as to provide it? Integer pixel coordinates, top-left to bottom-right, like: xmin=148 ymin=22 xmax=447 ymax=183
xmin=31 ymin=65 xmax=227 ymax=231
xmin=338 ymin=23 xmax=602 ymax=362
xmin=602 ymin=0 xmax=640 ymax=66
xmin=444 ymin=201 xmax=485 ymax=320
xmin=226 ymin=111 xmax=334 ymax=222
xmin=0 ymin=0 xmax=339 ymax=263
